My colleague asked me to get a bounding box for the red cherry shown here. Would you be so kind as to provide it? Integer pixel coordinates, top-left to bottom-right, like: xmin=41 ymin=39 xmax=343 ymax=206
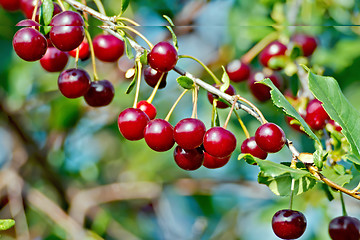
xmin=16 ymin=19 xmax=40 ymax=27
xmin=328 ymin=216 xmax=360 ymax=240
xmin=207 ymin=84 xmax=236 ymax=109
xmin=144 ymin=119 xmax=175 ymax=152
xmin=305 ymin=99 xmax=329 ymax=130
xmin=174 ymin=118 xmax=206 ymax=150
xmin=241 ymin=137 xmax=267 ymax=160
xmin=143 ymin=67 xmax=167 ymax=89
xmin=226 ymin=60 xmax=250 ymax=82
xmin=292 ymin=34 xmax=317 ymax=57
xmin=174 ymin=146 xmax=204 ymax=171
xmin=0 ymin=0 xmax=20 ymax=11
xmin=57 ymin=68 xmax=91 ymax=98
xmin=20 ymin=0 xmax=39 ymax=19
xmin=248 ymin=71 xmax=283 ymax=102
xmin=203 ymin=127 xmax=237 ymax=158
xmin=202 ymin=151 xmax=231 ymax=169
xmin=259 ymin=41 xmax=287 ymax=70
xmin=328 ymin=119 xmax=342 ymax=132
xmin=148 ymin=41 xmax=178 ymax=72
xmin=93 ymin=34 xmax=124 ymax=62
xmin=136 ymin=100 xmax=157 ymax=120
xmin=255 ymin=123 xmax=286 ymax=153
xmin=272 ymin=209 xmax=307 ymax=239
xmin=40 ymin=47 xmax=68 ymax=72
xmin=118 ymin=108 xmax=150 ymax=141
xmin=68 ymin=40 xmax=90 ymax=60
xmin=13 ymin=27 xmax=47 ymax=61
xmin=84 ymin=80 xmax=115 ymax=107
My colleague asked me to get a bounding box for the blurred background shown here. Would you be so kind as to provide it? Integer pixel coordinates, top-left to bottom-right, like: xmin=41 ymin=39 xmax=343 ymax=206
xmin=1 ymin=0 xmax=360 ymax=239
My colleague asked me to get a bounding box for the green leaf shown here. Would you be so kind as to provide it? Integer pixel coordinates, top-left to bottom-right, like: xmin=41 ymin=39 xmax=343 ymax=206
xmin=176 ymin=76 xmax=194 ymax=89
xmin=238 ymin=153 xmax=257 ymax=165
xmin=139 ymin=49 xmax=148 ymax=65
xmin=120 ymin=0 xmax=130 ymax=15
xmin=41 ymin=0 xmax=54 ymax=26
xmin=313 ymin=149 xmax=324 ymax=169
xmin=125 ymin=67 xmax=137 ymax=94
xmin=260 ymin=78 xmax=322 ymax=146
xmin=268 ymin=56 xmax=287 ymax=69
xmin=321 ymin=166 xmax=352 ymax=187
xmin=163 ymin=15 xmax=178 ymax=50
xmin=344 ymin=154 xmax=360 ymax=165
xmin=219 ymin=66 xmax=230 ymax=92
xmin=211 ymin=101 xmax=220 ymax=127
xmin=307 ymin=70 xmax=360 ymax=160
xmin=0 ymin=219 xmax=15 ymax=231
xmin=123 ymin=37 xmax=134 ymax=60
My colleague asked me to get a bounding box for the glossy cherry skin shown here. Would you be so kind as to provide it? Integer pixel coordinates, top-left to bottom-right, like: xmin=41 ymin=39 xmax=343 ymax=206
xmin=137 ymin=100 xmax=157 ymax=120
xmin=292 ymin=34 xmax=317 ymax=57
xmin=241 ymin=136 xmax=268 ymax=160
xmin=174 ymin=118 xmax=206 ymax=149
xmin=144 ymin=119 xmax=175 ymax=152
xmin=118 ymin=108 xmax=150 ymax=141
xmin=84 ymin=80 xmax=115 ymax=107
xmin=305 ymin=99 xmax=329 ymax=130
xmin=40 ymin=47 xmax=68 ymax=72
xmin=255 ymin=123 xmax=286 ymax=153
xmin=226 ymin=60 xmax=250 ymax=82
xmin=148 ymin=41 xmax=178 ymax=72
xmin=20 ymin=0 xmax=39 ymax=19
xmin=13 ymin=27 xmax=47 ymax=61
xmin=272 ymin=209 xmax=307 ymax=240
xmin=207 ymin=84 xmax=236 ymax=109
xmin=328 ymin=216 xmax=360 ymax=240
xmin=248 ymin=71 xmax=283 ymax=102
xmin=0 ymin=0 xmax=20 ymax=11
xmin=203 ymin=127 xmax=237 ymax=158
xmin=202 ymin=151 xmax=231 ymax=169
xmin=57 ymin=68 xmax=91 ymax=98
xmin=259 ymin=41 xmax=287 ymax=70
xmin=143 ymin=67 xmax=167 ymax=89
xmin=68 ymin=40 xmax=90 ymax=61
xmin=16 ymin=19 xmax=40 ymax=27
xmin=174 ymin=146 xmax=204 ymax=171
xmin=93 ymin=34 xmax=124 ymax=62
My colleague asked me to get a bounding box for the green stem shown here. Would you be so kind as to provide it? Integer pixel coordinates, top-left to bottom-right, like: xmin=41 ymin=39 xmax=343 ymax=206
xmin=74 ymin=47 xmax=79 ymax=68
xmin=56 ymin=0 xmax=66 ymax=11
xmin=93 ymin=0 xmax=106 ymax=15
xmin=164 ymin=89 xmax=188 ymax=122
xmin=116 ymin=17 xmax=141 ymax=26
xmin=211 ymin=99 xmax=218 ymax=127
xmin=289 ymin=178 xmax=295 ymax=210
xmin=191 ymin=87 xmax=198 ymax=119
xmin=85 ymin=29 xmax=99 ymax=81
xmin=115 ymin=26 xmax=154 ymax=49
xmin=233 ymin=110 xmax=250 ymax=139
xmin=179 ymin=55 xmax=221 ymax=84
xmin=147 ymin=73 xmax=165 ymax=104
xmin=132 ymin=61 xmax=142 ymax=108
xmin=340 ymin=192 xmax=348 ymax=216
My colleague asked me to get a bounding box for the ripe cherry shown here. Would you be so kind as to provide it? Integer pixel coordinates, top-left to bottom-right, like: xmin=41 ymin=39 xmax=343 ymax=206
xmin=136 ymin=100 xmax=157 ymax=120
xmin=272 ymin=209 xmax=307 ymax=240
xmin=226 ymin=60 xmax=250 ymax=82
xmin=0 ymin=0 xmax=20 ymax=11
xmin=49 ymin=11 xmax=85 ymax=51
xmin=58 ymin=68 xmax=91 ymax=98
xmin=241 ymin=136 xmax=268 ymax=160
xmin=13 ymin=27 xmax=47 ymax=61
xmin=328 ymin=216 xmax=360 ymax=240
xmin=84 ymin=80 xmax=115 ymax=107
xmin=118 ymin=108 xmax=150 ymax=141
xmin=20 ymin=0 xmax=39 ymax=19
xmin=248 ymin=71 xmax=283 ymax=102
xmin=202 ymin=151 xmax=231 ymax=169
xmin=174 ymin=118 xmax=206 ymax=149
xmin=207 ymin=84 xmax=236 ymax=109
xmin=40 ymin=47 xmax=68 ymax=72
xmin=305 ymin=99 xmax=329 ymax=130
xmin=93 ymin=34 xmax=124 ymax=62
xmin=144 ymin=67 xmax=167 ymax=89
xmin=16 ymin=19 xmax=40 ymax=27
xmin=255 ymin=123 xmax=286 ymax=153
xmin=144 ymin=119 xmax=175 ymax=152
xmin=68 ymin=40 xmax=90 ymax=61
xmin=259 ymin=41 xmax=287 ymax=70
xmin=203 ymin=127 xmax=237 ymax=158
xmin=174 ymin=146 xmax=204 ymax=171
xmin=148 ymin=41 xmax=178 ymax=72
xmin=292 ymin=34 xmax=317 ymax=57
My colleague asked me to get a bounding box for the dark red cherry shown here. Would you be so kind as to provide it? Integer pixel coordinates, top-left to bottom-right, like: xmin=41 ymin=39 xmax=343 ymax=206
xmin=35 ymin=2 xmax=62 ymax=23
xmin=40 ymin=47 xmax=68 ymax=72
xmin=305 ymin=99 xmax=329 ymax=130
xmin=144 ymin=119 xmax=175 ymax=152
xmin=255 ymin=123 xmax=286 ymax=153
xmin=0 ymin=0 xmax=20 ymax=11
xmin=174 ymin=146 xmax=204 ymax=171
xmin=241 ymin=136 xmax=267 ymax=160
xmin=226 ymin=60 xmax=250 ymax=82
xmin=248 ymin=71 xmax=283 ymax=102
xmin=118 ymin=108 xmax=150 ymax=141
xmin=136 ymin=100 xmax=157 ymax=120
xmin=57 ymin=68 xmax=91 ymax=98
xmin=202 ymin=151 xmax=231 ymax=169
xmin=13 ymin=27 xmax=47 ymax=61
xmin=20 ymin=0 xmax=39 ymax=19
xmin=259 ymin=41 xmax=287 ymax=70
xmin=148 ymin=41 xmax=178 ymax=72
xmin=93 ymin=34 xmax=124 ymax=62
xmin=272 ymin=209 xmax=307 ymax=239
xmin=144 ymin=67 xmax=167 ymax=89
xmin=84 ymin=80 xmax=115 ymax=107
xmin=207 ymin=84 xmax=236 ymax=109
xmin=203 ymin=127 xmax=237 ymax=158
xmin=292 ymin=34 xmax=317 ymax=57
xmin=329 ymin=216 xmax=360 ymax=240
xmin=68 ymin=39 xmax=90 ymax=61
xmin=174 ymin=118 xmax=206 ymax=149
xmin=16 ymin=19 xmax=40 ymax=27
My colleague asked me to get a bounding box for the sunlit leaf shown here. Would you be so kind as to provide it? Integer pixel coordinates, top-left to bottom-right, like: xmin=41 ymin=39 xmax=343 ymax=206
xmin=163 ymin=15 xmax=178 ymax=50
xmin=176 ymin=76 xmax=194 ymax=89
xmin=0 ymin=219 xmax=15 ymax=231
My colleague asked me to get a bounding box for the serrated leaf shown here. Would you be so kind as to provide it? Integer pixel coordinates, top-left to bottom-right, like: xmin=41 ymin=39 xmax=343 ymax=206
xmin=125 ymin=67 xmax=137 ymax=94
xmin=163 ymin=15 xmax=178 ymax=50
xmin=120 ymin=0 xmax=130 ymax=15
xmin=321 ymin=183 xmax=335 ymax=201
xmin=321 ymin=166 xmax=352 ymax=187
xmin=238 ymin=153 xmax=257 ymax=165
xmin=219 ymin=66 xmax=230 ymax=92
xmin=307 ymin=70 xmax=360 ymax=160
xmin=123 ymin=37 xmax=134 ymax=60
xmin=139 ymin=49 xmax=148 ymax=65
xmin=344 ymin=154 xmax=360 ymax=165
xmin=0 ymin=219 xmax=15 ymax=231
xmin=176 ymin=76 xmax=194 ymax=89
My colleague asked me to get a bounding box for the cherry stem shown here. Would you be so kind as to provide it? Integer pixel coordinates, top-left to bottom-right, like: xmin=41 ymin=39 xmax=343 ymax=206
xmin=178 ymin=55 xmax=221 ymax=84
xmin=236 ymin=95 xmax=267 ymax=124
xmin=146 ymin=73 xmax=165 ymax=104
xmin=31 ymin=0 xmax=41 ymax=22
xmin=84 ymin=29 xmax=99 ymax=81
xmin=164 ymin=89 xmax=188 ymax=122
xmin=223 ymin=96 xmax=238 ymax=129
xmin=93 ymin=0 xmax=106 ymax=15
xmin=74 ymin=47 xmax=79 ymax=68
xmin=351 ymin=181 xmax=360 ymax=193
xmin=106 ymin=26 xmax=154 ymax=49
xmin=116 ymin=17 xmax=141 ymax=26
xmin=233 ymin=110 xmax=250 ymax=139
xmin=340 ymin=192 xmax=348 ymax=216
xmin=132 ymin=60 xmax=142 ymax=108
xmin=57 ymin=0 xmax=66 ymax=11
xmin=289 ymin=178 xmax=295 ymax=210
xmin=191 ymin=87 xmax=199 ymax=119
xmin=211 ymin=99 xmax=219 ymax=127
